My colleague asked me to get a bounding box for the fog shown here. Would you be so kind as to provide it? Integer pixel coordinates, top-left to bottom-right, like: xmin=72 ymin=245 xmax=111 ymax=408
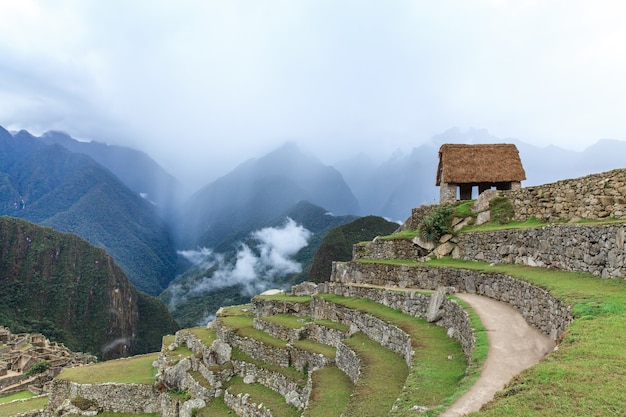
xmin=2 ymin=1 xmax=626 ymax=189
xmin=170 ymin=218 xmax=311 ymax=313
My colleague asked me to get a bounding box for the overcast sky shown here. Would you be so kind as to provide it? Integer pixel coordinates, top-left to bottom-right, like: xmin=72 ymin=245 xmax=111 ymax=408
xmin=1 ymin=0 xmax=625 ymax=187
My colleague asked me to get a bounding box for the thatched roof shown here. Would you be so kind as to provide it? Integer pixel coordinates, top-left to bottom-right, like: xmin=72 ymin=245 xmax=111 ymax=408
xmin=436 ymin=143 xmax=526 ymax=185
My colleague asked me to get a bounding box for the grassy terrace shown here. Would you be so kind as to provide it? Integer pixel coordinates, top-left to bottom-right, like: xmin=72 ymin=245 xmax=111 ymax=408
xmin=220 ymin=304 xmax=336 ymax=358
xmin=187 ymin=326 xmax=217 ymax=346
xmin=317 ymin=293 xmax=479 ymax=416
xmin=343 ymin=332 xmax=408 ymax=417
xmin=227 ymin=376 xmax=300 ymax=417
xmin=254 ymin=294 xmax=312 ymax=303
xmin=410 ymin=257 xmax=626 ymax=416
xmin=261 ymin=313 xmax=312 ymax=329
xmin=56 ymin=353 xmax=159 ymax=384
xmin=0 ymin=392 xmax=46 ymax=417
xmin=305 ymin=366 xmax=353 ymax=417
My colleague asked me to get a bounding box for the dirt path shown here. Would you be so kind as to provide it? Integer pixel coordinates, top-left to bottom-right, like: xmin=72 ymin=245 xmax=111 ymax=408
xmin=440 ymin=293 xmax=556 ymax=416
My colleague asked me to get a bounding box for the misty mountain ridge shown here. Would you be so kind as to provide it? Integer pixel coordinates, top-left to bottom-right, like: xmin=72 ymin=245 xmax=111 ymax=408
xmin=38 ymin=130 xmax=184 ymax=218
xmin=174 ymin=142 xmax=360 ymax=249
xmin=0 ymin=128 xmax=178 ymax=295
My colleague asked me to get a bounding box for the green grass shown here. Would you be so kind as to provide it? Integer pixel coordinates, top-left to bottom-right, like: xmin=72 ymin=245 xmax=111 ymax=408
xmin=56 ymin=353 xmax=159 ymax=384
xmin=377 ymin=229 xmax=420 ymax=240
xmin=421 ymin=257 xmax=626 ymax=416
xmin=0 ymin=391 xmax=36 ymax=404
xmin=292 ymin=338 xmax=336 ymax=358
xmin=305 ymin=366 xmax=353 ymax=417
xmin=195 ymin=395 xmax=233 ymax=416
xmin=453 ymin=200 xmax=476 ymax=218
xmin=342 ymin=332 xmax=408 ymax=417
xmin=187 ymin=326 xmax=217 ymax=346
xmin=356 ymin=258 xmax=421 ymax=266
xmin=227 ymin=376 xmax=300 ymax=417
xmin=253 ymin=294 xmax=312 ymax=303
xmin=231 ymin=348 xmax=307 ymax=386
xmin=317 ymin=293 xmax=469 ymax=415
xmin=461 ymin=217 xmax=546 ymax=232
xmin=261 ymin=313 xmax=312 ymax=329
xmin=219 ymin=304 xmax=254 ymax=316
xmin=313 ymin=319 xmax=349 ymax=332
xmin=0 ymin=396 xmax=48 ymax=417
xmin=221 ymin=314 xmax=288 ymax=349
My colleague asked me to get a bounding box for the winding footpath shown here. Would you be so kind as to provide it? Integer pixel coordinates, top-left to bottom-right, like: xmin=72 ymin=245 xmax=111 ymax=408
xmin=440 ymin=293 xmax=556 ymax=417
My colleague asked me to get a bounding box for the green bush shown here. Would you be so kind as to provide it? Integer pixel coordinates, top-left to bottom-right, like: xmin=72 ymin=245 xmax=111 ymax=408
xmin=418 ymin=205 xmax=454 ymax=242
xmin=25 ymin=361 xmax=51 ymax=376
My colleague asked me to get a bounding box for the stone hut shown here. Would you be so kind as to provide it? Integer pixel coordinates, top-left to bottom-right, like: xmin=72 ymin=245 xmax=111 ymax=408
xmin=436 ymin=143 xmax=526 ymax=203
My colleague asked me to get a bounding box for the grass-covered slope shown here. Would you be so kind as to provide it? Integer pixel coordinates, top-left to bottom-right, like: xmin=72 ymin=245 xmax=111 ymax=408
xmin=420 ymin=258 xmax=626 ymax=416
xmin=0 ymin=217 xmax=178 ymax=358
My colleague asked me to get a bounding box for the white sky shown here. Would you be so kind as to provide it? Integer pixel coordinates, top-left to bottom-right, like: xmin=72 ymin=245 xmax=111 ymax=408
xmin=1 ymin=0 xmax=625 ymax=187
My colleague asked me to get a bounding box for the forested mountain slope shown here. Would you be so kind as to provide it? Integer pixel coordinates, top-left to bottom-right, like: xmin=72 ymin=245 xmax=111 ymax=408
xmin=0 ymin=217 xmax=178 ymax=359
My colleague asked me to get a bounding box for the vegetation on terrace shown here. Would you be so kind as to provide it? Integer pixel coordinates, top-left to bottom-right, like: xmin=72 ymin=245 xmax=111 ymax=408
xmin=227 ymin=376 xmax=300 ymax=417
xmin=0 ymin=396 xmax=48 ymax=417
xmin=317 ymin=293 xmax=483 ymax=416
xmin=56 ymin=353 xmax=159 ymax=385
xmin=416 ymin=257 xmax=626 ymax=416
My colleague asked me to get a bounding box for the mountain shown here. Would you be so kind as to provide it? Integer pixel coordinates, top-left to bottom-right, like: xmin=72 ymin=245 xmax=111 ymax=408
xmin=335 ymin=128 xmax=626 ymax=221
xmin=162 ymin=200 xmax=357 ymax=327
xmin=39 ymin=130 xmax=183 ymax=218
xmin=307 ymin=215 xmax=400 ymax=283
xmin=0 ymin=217 xmax=178 ymax=359
xmin=0 ymin=128 xmax=177 ymax=295
xmin=335 ymin=145 xmax=439 ymax=221
xmin=174 ymin=142 xmax=360 ymax=249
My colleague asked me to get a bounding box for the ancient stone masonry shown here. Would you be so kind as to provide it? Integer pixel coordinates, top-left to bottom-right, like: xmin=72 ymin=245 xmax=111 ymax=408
xmin=318 ymin=283 xmax=476 ymax=360
xmin=331 ymin=262 xmax=572 ymax=340
xmin=47 ymin=380 xmax=163 ymax=414
xmin=504 ymin=168 xmax=626 ymax=222
xmin=353 ymin=238 xmax=430 ymax=261
xmin=453 ymin=223 xmax=626 ymax=279
xmin=224 ymin=389 xmax=273 ymax=417
xmin=309 ymin=296 xmax=413 ymax=367
xmin=232 ymin=360 xmax=311 ymax=409
xmin=0 ymin=326 xmax=95 ymax=395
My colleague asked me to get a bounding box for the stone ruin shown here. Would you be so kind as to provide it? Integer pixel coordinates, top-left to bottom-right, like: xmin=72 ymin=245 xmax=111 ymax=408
xmin=0 ymin=326 xmax=95 ymax=395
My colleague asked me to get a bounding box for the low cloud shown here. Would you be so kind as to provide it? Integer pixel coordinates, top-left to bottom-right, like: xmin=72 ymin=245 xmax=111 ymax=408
xmin=168 ymin=218 xmax=312 ymax=315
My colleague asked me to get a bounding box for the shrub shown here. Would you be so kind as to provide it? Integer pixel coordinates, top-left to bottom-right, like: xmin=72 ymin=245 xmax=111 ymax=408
xmin=418 ymin=205 xmax=454 ymax=242
xmin=25 ymin=360 xmax=51 ymax=376
xmin=71 ymin=396 xmax=99 ymax=411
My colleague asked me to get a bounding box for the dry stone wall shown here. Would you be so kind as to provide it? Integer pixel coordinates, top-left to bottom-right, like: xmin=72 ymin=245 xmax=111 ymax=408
xmin=47 ymin=380 xmax=163 ymax=414
xmin=331 ymin=262 xmax=572 ymax=340
xmin=224 ymin=389 xmax=273 ymax=417
xmin=215 ymin=320 xmax=332 ymax=373
xmin=309 ymin=296 xmax=413 ymax=366
xmin=353 ymin=238 xmax=429 ymax=261
xmin=505 ymin=168 xmax=626 ymax=222
xmin=318 ymin=283 xmax=474 ymax=359
xmin=454 ymin=223 xmax=626 ymax=279
xmin=335 ymin=342 xmax=360 ymax=384
xmin=232 ymin=360 xmax=311 ymax=409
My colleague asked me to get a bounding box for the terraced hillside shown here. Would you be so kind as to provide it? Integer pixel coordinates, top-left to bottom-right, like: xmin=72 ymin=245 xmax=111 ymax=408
xmin=11 ymin=168 xmax=626 ymax=417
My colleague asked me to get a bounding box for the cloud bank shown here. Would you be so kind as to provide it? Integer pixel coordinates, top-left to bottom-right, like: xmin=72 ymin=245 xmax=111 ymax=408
xmin=171 ymin=218 xmax=312 ymax=315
